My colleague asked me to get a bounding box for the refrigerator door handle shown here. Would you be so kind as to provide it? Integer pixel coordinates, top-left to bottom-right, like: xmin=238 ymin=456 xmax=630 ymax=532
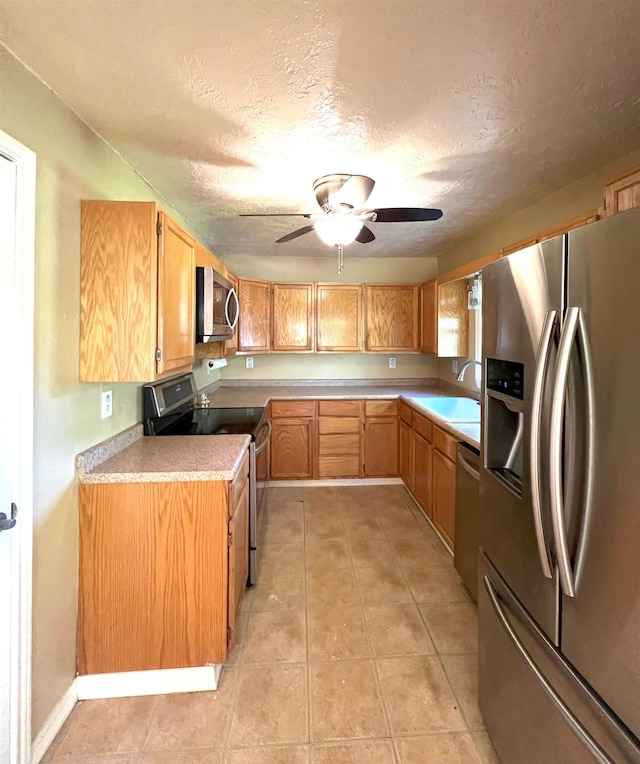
xmin=530 ymin=309 xmax=557 ymax=579
xmin=483 ymin=576 xmax=616 ymax=764
xmin=550 ymin=306 xmax=580 ymax=597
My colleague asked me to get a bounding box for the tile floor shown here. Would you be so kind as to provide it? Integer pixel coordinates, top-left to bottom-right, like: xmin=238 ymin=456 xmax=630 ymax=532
xmin=43 ymin=484 xmax=499 ymax=764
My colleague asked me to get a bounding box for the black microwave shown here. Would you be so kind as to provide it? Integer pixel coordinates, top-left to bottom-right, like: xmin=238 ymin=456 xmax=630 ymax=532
xmin=195 ymin=267 xmax=239 ymax=342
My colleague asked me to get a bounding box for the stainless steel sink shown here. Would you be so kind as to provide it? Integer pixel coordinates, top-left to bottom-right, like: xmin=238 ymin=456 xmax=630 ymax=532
xmin=411 ymin=396 xmax=481 ymax=422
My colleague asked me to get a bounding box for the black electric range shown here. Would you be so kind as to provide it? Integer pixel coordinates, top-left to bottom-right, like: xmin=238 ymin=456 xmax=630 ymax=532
xmin=142 ymin=373 xmax=271 ymax=586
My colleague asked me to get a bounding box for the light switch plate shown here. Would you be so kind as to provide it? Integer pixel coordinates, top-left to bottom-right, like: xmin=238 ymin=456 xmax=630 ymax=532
xmin=245 ymin=357 xmax=254 ymax=369
xmin=389 ymin=357 xmax=396 ymax=369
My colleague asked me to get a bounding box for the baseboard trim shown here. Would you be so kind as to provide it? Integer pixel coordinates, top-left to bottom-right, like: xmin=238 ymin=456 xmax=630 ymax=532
xmin=75 ymin=663 xmax=223 ymax=700
xmin=31 ymin=681 xmax=78 ymax=764
xmin=270 ymin=477 xmax=403 ymax=487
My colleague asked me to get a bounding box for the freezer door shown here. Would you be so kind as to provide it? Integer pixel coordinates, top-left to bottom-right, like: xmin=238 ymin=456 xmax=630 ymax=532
xmin=561 ymin=206 xmax=640 ymax=741
xmin=478 ymin=552 xmax=640 ymax=764
xmin=480 ymin=237 xmax=563 ymax=640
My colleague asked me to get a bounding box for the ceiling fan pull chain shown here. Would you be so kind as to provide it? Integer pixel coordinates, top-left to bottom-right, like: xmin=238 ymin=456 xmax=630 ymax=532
xmin=337 ymin=244 xmax=344 ymax=275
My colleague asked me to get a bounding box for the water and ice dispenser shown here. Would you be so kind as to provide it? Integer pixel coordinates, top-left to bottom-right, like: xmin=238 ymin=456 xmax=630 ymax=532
xmin=484 ymin=359 xmax=525 ymax=496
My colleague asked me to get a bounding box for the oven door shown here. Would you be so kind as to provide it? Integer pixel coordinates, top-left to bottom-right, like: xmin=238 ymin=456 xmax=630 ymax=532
xmin=249 ymin=418 xmax=271 ymax=585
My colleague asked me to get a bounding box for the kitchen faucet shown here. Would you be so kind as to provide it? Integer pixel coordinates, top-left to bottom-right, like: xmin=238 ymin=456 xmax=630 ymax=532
xmin=457 ymin=359 xmax=481 ymax=381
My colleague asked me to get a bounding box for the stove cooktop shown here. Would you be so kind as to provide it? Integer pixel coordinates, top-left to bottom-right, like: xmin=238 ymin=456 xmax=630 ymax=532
xmin=154 ymin=406 xmax=266 ymax=437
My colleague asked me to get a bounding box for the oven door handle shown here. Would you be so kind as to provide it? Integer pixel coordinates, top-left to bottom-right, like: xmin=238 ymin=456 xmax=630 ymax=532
xmin=255 ymin=420 xmax=272 ymax=454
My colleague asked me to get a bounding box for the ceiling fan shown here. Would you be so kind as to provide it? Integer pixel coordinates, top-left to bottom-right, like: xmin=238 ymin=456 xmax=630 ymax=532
xmin=240 ymin=174 xmax=443 ymax=273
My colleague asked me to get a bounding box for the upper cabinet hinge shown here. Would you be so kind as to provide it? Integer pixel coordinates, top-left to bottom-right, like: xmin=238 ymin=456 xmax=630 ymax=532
xmin=228 ymin=531 xmax=233 ymax=547
xmin=156 ymin=348 xmax=162 ymax=362
xmin=157 ymin=220 xmax=163 ymax=237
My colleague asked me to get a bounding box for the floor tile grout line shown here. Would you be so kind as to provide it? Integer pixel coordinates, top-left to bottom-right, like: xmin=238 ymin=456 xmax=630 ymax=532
xmin=301 ymin=485 xmax=312 ymax=747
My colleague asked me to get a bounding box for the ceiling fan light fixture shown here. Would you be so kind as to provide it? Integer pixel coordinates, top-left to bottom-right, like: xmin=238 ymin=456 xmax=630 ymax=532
xmin=314 ymin=215 xmax=364 ymax=246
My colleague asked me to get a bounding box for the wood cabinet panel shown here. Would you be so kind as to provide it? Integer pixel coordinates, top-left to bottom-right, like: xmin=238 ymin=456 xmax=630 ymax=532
xmin=365 ymin=285 xmax=419 ymax=351
xmin=538 ymin=210 xmax=600 ymax=241
xmin=270 ymin=419 xmax=314 ymax=479
xmin=419 ymin=279 xmax=438 ymax=354
xmin=81 ymin=200 xmax=195 ymax=382
xmin=499 ymin=235 xmax=539 ymax=256
xmin=270 ymin=400 xmax=316 ymax=418
xmin=604 ymin=166 xmax=640 ymax=216
xmin=318 ymin=455 xmax=360 ymax=478
xmin=432 ymin=424 xmax=458 ymax=462
xmin=365 ymin=400 xmax=398 ymax=417
xmin=400 ymin=420 xmax=413 ymax=492
xmin=317 ymin=399 xmax=362 ymax=417
xmin=227 ymin=476 xmax=249 ymax=650
xmin=157 ymin=213 xmax=196 ymax=375
xmin=412 ymin=410 xmax=433 ymax=443
xmin=318 ymin=417 xmax=361 ymax=435
xmin=398 ymin=399 xmax=413 ymax=425
xmin=77 ymin=480 xmax=228 ymax=675
xmin=318 ymin=433 xmax=360 ymax=455
xmin=437 ymin=281 xmax=469 ymax=358
xmin=316 ymin=283 xmax=363 ymax=352
xmin=412 ymin=431 xmax=433 ymax=519
xmin=272 ymin=282 xmax=314 ymax=351
xmin=363 ymin=417 xmax=398 ymax=477
xmin=238 ymin=278 xmax=271 ymax=352
xmin=433 ymin=449 xmax=456 ymax=548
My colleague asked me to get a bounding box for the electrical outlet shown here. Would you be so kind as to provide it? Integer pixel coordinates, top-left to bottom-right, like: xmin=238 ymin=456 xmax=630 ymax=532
xmin=452 ymin=360 xmax=459 ymax=374
xmin=389 ymin=357 xmax=396 ymax=369
xmin=101 ymin=390 xmax=113 ymax=419
xmin=245 ymin=357 xmax=254 ymax=369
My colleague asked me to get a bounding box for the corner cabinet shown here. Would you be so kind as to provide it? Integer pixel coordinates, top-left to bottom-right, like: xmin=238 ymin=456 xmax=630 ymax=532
xmin=80 ymin=201 xmax=195 ymax=382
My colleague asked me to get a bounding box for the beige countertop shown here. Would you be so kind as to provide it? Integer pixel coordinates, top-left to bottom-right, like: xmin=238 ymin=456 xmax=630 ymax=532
xmin=205 ymin=383 xmax=481 ymax=450
xmin=77 ymin=434 xmax=251 ymax=484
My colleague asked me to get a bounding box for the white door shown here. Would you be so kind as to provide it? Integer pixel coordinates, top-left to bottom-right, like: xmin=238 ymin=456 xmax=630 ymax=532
xmin=0 ymin=134 xmax=35 ymax=764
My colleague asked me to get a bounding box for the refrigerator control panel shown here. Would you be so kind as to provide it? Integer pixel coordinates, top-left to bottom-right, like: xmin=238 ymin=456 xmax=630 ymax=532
xmin=486 ymin=359 xmax=524 ymax=399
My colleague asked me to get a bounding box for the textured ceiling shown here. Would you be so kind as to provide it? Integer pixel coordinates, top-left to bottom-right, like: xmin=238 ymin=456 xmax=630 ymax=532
xmin=2 ymin=0 xmax=640 ymax=261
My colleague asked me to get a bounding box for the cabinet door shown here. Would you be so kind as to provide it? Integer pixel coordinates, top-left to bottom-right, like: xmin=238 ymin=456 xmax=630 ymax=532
xmin=156 ymin=213 xmax=196 ymax=376
xmin=437 ymin=281 xmax=469 ymax=358
xmin=316 ymin=283 xmax=363 ymax=352
xmin=238 ymin=278 xmax=271 ymax=352
xmin=365 ymin=285 xmax=419 ymax=351
xmin=225 ymin=271 xmax=239 ymax=355
xmin=270 ymin=418 xmax=315 ymax=479
xmin=227 ymin=476 xmax=249 ymax=650
xmin=433 ymin=449 xmax=456 ymax=549
xmin=419 ymin=279 xmax=437 ymax=354
xmin=412 ymin=431 xmax=433 ymax=519
xmin=400 ymin=420 xmax=413 ymax=491
xmin=272 ymin=282 xmax=314 ymax=351
xmin=604 ymin=166 xmax=640 ymax=216
xmin=363 ymin=417 xmax=399 ymax=477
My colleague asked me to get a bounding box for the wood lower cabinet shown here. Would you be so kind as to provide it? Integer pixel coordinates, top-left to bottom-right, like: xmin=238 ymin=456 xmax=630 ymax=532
xmin=316 ymin=283 xmax=363 ymax=352
xmin=363 ymin=400 xmax=399 ymax=477
xmin=77 ymin=450 xmax=250 ymax=675
xmin=270 ymin=400 xmax=316 ymax=479
xmin=400 ymin=420 xmax=413 ymax=491
xmin=238 ymin=278 xmax=271 ymax=352
xmin=80 ymin=200 xmax=195 ymax=382
xmin=272 ymin=282 xmax=314 ymax=351
xmin=412 ymin=431 xmax=433 ymax=519
xmin=432 ymin=448 xmax=456 ymax=548
xmin=365 ymin=285 xmax=419 ymax=351
xmin=317 ymin=399 xmax=362 ymax=478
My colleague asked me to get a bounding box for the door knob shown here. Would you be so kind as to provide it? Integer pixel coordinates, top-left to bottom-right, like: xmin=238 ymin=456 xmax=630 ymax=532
xmin=0 ymin=503 xmax=17 ymax=532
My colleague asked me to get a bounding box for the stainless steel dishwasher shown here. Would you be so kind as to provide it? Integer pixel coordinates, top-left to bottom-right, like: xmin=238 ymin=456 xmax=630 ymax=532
xmin=454 ymin=442 xmax=481 ymax=601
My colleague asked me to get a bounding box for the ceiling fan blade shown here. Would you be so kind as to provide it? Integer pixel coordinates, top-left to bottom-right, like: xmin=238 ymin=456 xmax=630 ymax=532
xmin=370 ymin=207 xmax=443 ymax=222
xmin=239 ymin=213 xmax=312 ymax=218
xmin=337 ymin=175 xmax=375 ymax=208
xmin=356 ymin=225 xmax=375 ymax=244
xmin=275 ymin=224 xmax=315 ymax=243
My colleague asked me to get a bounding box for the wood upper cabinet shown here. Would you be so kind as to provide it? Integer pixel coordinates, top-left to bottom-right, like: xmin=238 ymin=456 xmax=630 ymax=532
xmin=363 ymin=400 xmax=399 ymax=477
xmin=316 ymin=283 xmax=363 ymax=352
xmin=270 ymin=400 xmax=316 ymax=479
xmin=364 ymin=285 xmax=419 ymax=351
xmin=437 ymin=280 xmax=469 ymax=358
xmin=272 ymin=282 xmax=314 ymax=352
xmin=419 ymin=279 xmax=437 ymax=354
xmin=604 ymin=166 xmax=640 ymax=216
xmin=238 ymin=278 xmax=271 ymax=353
xmin=80 ymin=200 xmax=195 ymax=382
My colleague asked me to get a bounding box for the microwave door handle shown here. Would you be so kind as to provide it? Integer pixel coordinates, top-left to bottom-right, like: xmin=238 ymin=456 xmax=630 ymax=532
xmin=226 ymin=287 xmax=240 ymax=332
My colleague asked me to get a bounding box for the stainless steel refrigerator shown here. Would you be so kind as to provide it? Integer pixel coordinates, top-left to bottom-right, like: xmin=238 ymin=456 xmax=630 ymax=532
xmin=479 ymin=206 xmax=640 ymax=763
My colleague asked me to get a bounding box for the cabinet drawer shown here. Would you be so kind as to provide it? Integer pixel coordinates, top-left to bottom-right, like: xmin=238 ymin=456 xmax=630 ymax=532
xmin=270 ymin=399 xmax=316 ymax=418
xmin=317 ymin=399 xmax=362 ymax=417
xmin=432 ymin=424 xmax=458 ymax=461
xmin=229 ymin=449 xmax=250 ymax=516
xmin=318 ymin=433 xmax=360 ymax=456
xmin=318 ymin=417 xmax=361 ymax=435
xmin=412 ymin=410 xmax=432 ymax=442
xmin=318 ymin=455 xmax=360 ymax=478
xmin=398 ymin=399 xmax=413 ymax=425
xmin=365 ymin=399 xmax=398 ymax=417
